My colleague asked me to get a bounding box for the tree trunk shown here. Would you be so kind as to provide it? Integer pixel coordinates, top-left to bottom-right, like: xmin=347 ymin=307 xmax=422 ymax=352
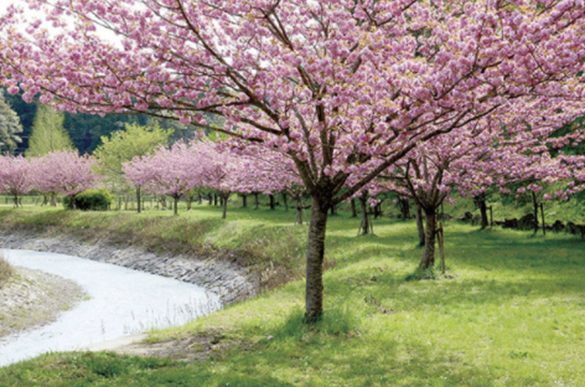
xmin=50 ymin=192 xmax=57 ymax=207
xmin=419 ymin=208 xmax=437 ymax=269
xmin=281 ymin=193 xmax=288 ymax=211
xmin=222 ymin=194 xmax=229 ymax=219
xmin=269 ymin=194 xmax=275 ymax=210
xmin=254 ymin=192 xmax=259 ymax=209
xmin=399 ymin=198 xmax=410 ymax=219
xmin=208 ymin=193 xmax=213 ymax=205
xmin=295 ymin=199 xmax=304 ymax=225
xmin=13 ymin=193 xmax=19 ymax=208
xmin=358 ymin=194 xmax=372 ymax=235
xmin=374 ymin=202 xmax=382 ymax=219
xmin=330 ymin=204 xmax=336 ymax=216
xmin=351 ymin=199 xmax=357 ymax=218
xmin=415 ymin=203 xmax=425 ymax=247
xmin=305 ymin=196 xmax=329 ymax=322
xmin=477 ymin=197 xmax=488 ymax=230
xmin=438 ymin=222 xmax=446 ymax=274
xmin=540 ymin=203 xmax=546 ymax=236
xmin=136 ymin=187 xmax=142 ymax=213
xmin=241 ymin=194 xmax=247 ymax=208
xmin=532 ymin=191 xmax=539 ymax=234
xmin=173 ymin=196 xmax=179 ymax=215
xmin=186 ymin=194 xmax=193 ymax=211
xmin=214 ymin=194 xmax=218 ymax=206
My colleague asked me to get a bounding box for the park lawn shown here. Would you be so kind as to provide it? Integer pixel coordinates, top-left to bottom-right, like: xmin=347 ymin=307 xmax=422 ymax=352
xmin=0 ymin=203 xmax=584 ymax=386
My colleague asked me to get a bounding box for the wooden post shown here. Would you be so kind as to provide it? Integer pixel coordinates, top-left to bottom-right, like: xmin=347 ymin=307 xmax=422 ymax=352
xmin=540 ymin=203 xmax=546 ymax=236
xmin=489 ymin=205 xmax=493 ymax=227
xmin=438 ymin=222 xmax=446 ymax=274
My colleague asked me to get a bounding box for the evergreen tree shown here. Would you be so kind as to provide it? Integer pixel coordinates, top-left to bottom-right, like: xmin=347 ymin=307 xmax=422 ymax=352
xmin=0 ymin=91 xmax=23 ymax=154
xmin=25 ymin=104 xmax=74 ymax=157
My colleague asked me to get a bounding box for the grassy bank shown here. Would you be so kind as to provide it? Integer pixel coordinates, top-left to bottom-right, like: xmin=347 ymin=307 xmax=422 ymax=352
xmin=0 ymin=252 xmax=12 ymax=287
xmin=0 ymin=204 xmax=313 ymax=290
xmin=1 ymin=204 xmax=585 ymax=385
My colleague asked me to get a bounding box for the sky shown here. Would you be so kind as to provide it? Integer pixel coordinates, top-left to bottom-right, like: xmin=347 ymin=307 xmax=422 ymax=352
xmin=0 ymin=0 xmax=119 ymax=43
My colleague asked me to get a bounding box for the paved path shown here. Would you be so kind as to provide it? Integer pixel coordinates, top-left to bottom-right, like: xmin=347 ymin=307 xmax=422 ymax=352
xmin=0 ymin=249 xmax=220 ymax=367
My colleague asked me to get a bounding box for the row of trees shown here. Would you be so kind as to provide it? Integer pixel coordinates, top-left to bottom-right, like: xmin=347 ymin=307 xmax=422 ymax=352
xmin=0 ymin=151 xmax=97 ymax=207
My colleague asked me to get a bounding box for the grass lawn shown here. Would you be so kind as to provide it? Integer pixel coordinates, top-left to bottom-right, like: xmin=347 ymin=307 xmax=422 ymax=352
xmin=0 ymin=202 xmax=584 ymax=386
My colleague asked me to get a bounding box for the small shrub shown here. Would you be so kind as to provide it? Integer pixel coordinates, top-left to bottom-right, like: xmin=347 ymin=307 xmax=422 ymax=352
xmin=64 ymin=189 xmax=112 ymax=211
xmin=0 ymin=253 xmax=13 ymax=288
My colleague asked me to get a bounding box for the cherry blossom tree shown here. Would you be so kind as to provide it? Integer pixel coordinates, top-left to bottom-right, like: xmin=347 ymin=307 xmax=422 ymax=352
xmin=0 ymin=154 xmax=32 ymax=207
xmin=3 ymin=1 xmax=585 ymax=319
xmin=384 ymin=110 xmax=585 ymax=269
xmin=30 ymin=150 xmax=99 ymax=208
xmin=124 ymin=142 xmax=202 ymax=215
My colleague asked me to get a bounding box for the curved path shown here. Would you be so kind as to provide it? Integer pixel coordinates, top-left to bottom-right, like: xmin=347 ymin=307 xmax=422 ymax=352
xmin=0 ymin=249 xmax=220 ymax=367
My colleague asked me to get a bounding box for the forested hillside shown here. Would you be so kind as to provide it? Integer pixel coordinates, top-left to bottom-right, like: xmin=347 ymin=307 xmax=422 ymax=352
xmin=3 ymin=91 xmax=198 ymax=155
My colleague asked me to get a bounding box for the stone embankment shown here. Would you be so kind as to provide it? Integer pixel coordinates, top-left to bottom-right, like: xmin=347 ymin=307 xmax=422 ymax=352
xmin=0 ymin=231 xmax=258 ymax=305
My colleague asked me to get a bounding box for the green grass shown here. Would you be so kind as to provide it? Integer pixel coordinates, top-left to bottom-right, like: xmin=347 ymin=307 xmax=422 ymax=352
xmin=0 ymin=252 xmax=12 ymax=288
xmin=1 ymin=202 xmax=585 ymax=386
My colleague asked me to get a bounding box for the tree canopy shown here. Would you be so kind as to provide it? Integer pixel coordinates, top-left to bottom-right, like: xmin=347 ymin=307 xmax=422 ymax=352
xmin=2 ymin=0 xmax=585 ymax=319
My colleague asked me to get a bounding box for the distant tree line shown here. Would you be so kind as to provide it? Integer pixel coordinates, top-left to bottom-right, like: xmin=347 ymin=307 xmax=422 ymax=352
xmin=2 ymin=90 xmax=200 ymax=155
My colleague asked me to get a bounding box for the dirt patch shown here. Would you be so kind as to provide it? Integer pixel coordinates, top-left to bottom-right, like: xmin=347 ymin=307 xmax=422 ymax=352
xmin=111 ymin=331 xmax=244 ymax=363
xmin=0 ymin=267 xmax=86 ymax=338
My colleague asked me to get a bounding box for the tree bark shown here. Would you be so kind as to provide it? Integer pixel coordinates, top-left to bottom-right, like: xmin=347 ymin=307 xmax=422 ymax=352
xmin=208 ymin=193 xmax=213 ymax=205
xmin=305 ymin=196 xmax=329 ymax=322
xmin=173 ymin=195 xmax=179 ymax=215
xmin=136 ymin=187 xmax=142 ymax=213
xmin=540 ymin=203 xmax=546 ymax=236
xmin=241 ymin=194 xmax=247 ymax=208
xmin=222 ymin=193 xmax=229 ymax=219
xmin=330 ymin=204 xmax=336 ymax=216
xmin=532 ymin=191 xmax=539 ymax=234
xmin=478 ymin=197 xmax=488 ymax=229
xmin=214 ymin=194 xmax=218 ymax=206
xmin=186 ymin=193 xmax=193 ymax=211
xmin=351 ymin=199 xmax=357 ymax=218
xmin=415 ymin=203 xmax=425 ymax=247
xmin=358 ymin=194 xmax=372 ymax=235
xmin=419 ymin=208 xmax=437 ymax=269
xmin=438 ymin=222 xmax=446 ymax=274
xmin=296 ymin=199 xmax=304 ymax=225
xmin=281 ymin=192 xmax=288 ymax=211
